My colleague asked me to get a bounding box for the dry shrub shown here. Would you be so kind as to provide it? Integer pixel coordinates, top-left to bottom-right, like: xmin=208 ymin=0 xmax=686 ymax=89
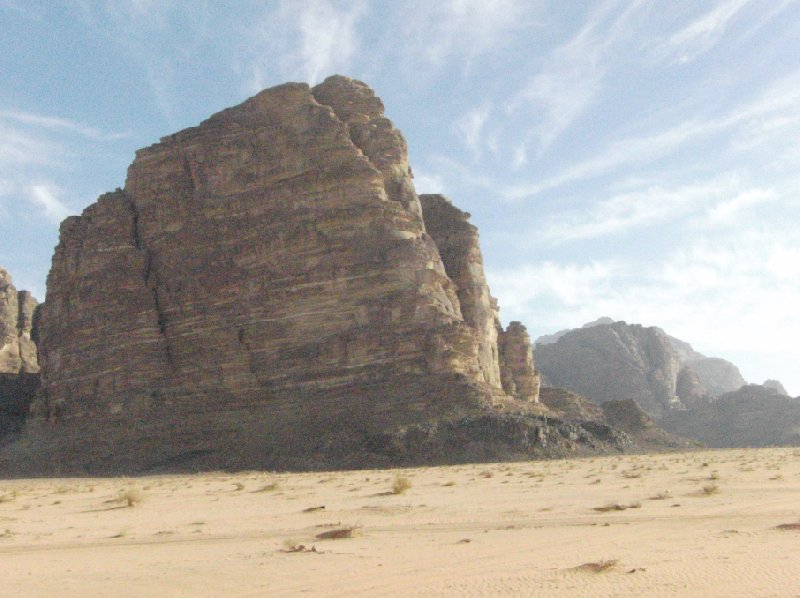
xmin=391 ymin=476 xmax=411 ymax=495
xmin=649 ymin=491 xmax=672 ymax=501
xmin=480 ymin=470 xmax=494 ymax=478
xmin=593 ymin=501 xmax=640 ymax=513
xmin=253 ymin=481 xmax=280 ymax=493
xmin=111 ymin=487 xmax=143 ymax=507
xmin=574 ymin=559 xmax=618 ymax=573
xmin=701 ymin=483 xmax=719 ymax=496
xmin=315 ymin=527 xmax=357 ymax=540
xmin=775 ymin=522 xmax=800 ymax=531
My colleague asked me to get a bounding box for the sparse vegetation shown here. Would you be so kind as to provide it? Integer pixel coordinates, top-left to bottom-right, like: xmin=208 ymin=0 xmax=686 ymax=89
xmin=391 ymin=476 xmax=411 ymax=495
xmin=593 ymin=501 xmax=641 ymax=512
xmin=315 ymin=527 xmax=357 ymax=540
xmin=649 ymin=491 xmax=672 ymax=500
xmin=574 ymin=559 xmax=618 ymax=573
xmin=253 ymin=481 xmax=280 ymax=493
xmin=701 ymin=483 xmax=719 ymax=496
xmin=112 ymin=487 xmax=144 ymax=507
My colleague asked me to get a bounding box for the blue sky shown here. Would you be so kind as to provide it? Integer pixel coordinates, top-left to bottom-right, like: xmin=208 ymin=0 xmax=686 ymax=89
xmin=1 ymin=0 xmax=799 ymax=394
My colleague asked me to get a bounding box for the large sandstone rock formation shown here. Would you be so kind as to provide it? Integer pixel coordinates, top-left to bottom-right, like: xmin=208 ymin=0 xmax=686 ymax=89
xmin=0 ymin=268 xmax=40 ymax=443
xmin=8 ymin=76 xmax=544 ymax=474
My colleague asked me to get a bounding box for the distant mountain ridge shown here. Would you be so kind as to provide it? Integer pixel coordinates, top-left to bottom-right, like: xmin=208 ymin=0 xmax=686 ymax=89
xmin=534 ymin=318 xmax=796 ymax=447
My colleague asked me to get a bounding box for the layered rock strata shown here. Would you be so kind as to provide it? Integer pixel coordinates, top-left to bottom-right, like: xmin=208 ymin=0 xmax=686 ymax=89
xmin=498 ymin=321 xmax=540 ymax=402
xmin=14 ymin=76 xmax=543 ymax=474
xmin=0 ymin=268 xmax=39 ymax=443
xmin=0 ymin=268 xmax=39 ymax=374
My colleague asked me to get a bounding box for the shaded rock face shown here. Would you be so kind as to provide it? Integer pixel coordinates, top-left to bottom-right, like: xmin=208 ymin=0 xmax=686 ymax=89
xmin=661 ymin=385 xmax=800 ymax=447
xmin=498 ymin=321 xmax=540 ymax=402
xmin=0 ymin=268 xmax=39 ymax=374
xmin=0 ymin=268 xmax=39 ymax=444
xmin=535 ymin=322 xmax=681 ymax=417
xmin=678 ymin=356 xmax=745 ymax=397
xmin=15 ymin=76 xmax=548 ymax=474
xmin=675 ymin=365 xmax=710 ymax=408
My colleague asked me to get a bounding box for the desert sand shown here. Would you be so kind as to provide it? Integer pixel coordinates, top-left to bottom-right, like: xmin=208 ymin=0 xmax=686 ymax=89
xmin=2 ymin=448 xmax=799 ymax=597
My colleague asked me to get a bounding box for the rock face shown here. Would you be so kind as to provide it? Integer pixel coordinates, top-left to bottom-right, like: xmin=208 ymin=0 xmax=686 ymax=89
xmin=12 ymin=76 xmax=544 ymax=474
xmin=418 ymin=194 xmax=502 ymax=390
xmin=679 ymin=357 xmax=745 ymax=397
xmin=0 ymin=268 xmax=40 ymax=444
xmin=535 ymin=321 xmax=682 ymax=417
xmin=762 ymin=379 xmax=788 ymax=397
xmin=498 ymin=321 xmax=540 ymax=402
xmin=0 ymin=268 xmax=39 ymax=374
xmin=661 ymin=385 xmax=800 ymax=447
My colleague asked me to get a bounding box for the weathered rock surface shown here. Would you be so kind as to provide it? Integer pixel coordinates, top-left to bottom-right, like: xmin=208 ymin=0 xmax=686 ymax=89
xmin=0 ymin=268 xmax=39 ymax=374
xmin=418 ymin=194 xmax=502 ymax=391
xmin=680 ymin=356 xmax=745 ymax=397
xmin=5 ymin=76 xmax=552 ymax=474
xmin=762 ymin=379 xmax=788 ymax=396
xmin=0 ymin=268 xmax=39 ymax=444
xmin=498 ymin=321 xmax=540 ymax=402
xmin=535 ymin=321 xmax=682 ymax=417
xmin=660 ymin=385 xmax=800 ymax=447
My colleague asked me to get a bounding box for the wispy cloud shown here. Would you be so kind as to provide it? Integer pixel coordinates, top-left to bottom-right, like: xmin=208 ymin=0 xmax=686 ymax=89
xmin=27 ymin=184 xmax=74 ymax=224
xmin=402 ymin=0 xmax=532 ymax=71
xmin=508 ymin=0 xmax=645 ymax=153
xmin=502 ymin=67 xmax=800 ymax=201
xmin=453 ymin=105 xmax=492 ymax=160
xmin=538 ymin=176 xmax=749 ymax=243
xmin=664 ymin=0 xmax=751 ymax=64
xmin=246 ymin=0 xmax=367 ymax=90
xmin=0 ymin=109 xmax=127 ymax=141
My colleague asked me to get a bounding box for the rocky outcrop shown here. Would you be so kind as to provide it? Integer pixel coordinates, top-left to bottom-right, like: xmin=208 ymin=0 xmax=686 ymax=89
xmin=675 ymin=365 xmax=709 ymax=408
xmin=680 ymin=357 xmax=745 ymax=397
xmin=0 ymin=268 xmax=40 ymax=444
xmin=660 ymin=385 xmax=800 ymax=447
xmin=762 ymin=379 xmax=788 ymax=396
xmin=419 ymin=194 xmax=502 ymax=390
xmin=5 ymin=76 xmax=554 ymax=474
xmin=498 ymin=321 xmax=540 ymax=402
xmin=0 ymin=268 xmax=39 ymax=374
xmin=535 ymin=321 xmax=682 ymax=417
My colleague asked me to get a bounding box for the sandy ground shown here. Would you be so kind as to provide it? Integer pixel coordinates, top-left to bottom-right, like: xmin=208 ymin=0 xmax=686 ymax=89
xmin=2 ymin=448 xmax=799 ymax=597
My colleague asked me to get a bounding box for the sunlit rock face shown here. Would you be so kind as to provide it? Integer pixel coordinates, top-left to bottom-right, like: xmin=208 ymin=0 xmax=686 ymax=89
xmin=0 ymin=268 xmax=39 ymax=375
xmin=16 ymin=76 xmax=541 ymax=474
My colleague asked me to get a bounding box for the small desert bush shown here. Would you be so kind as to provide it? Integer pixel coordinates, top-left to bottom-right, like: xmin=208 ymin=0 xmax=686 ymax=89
xmin=253 ymin=481 xmax=280 ymax=493
xmin=574 ymin=559 xmax=618 ymax=573
xmin=701 ymin=483 xmax=719 ymax=496
xmin=391 ymin=476 xmax=411 ymax=495
xmin=117 ymin=487 xmax=144 ymax=507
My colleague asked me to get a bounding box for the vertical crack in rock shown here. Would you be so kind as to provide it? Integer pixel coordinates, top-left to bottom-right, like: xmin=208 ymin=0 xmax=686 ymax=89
xmin=126 ymin=194 xmax=175 ymax=370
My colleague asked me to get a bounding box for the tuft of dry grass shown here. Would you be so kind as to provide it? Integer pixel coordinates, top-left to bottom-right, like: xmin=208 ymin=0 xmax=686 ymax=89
xmin=479 ymin=470 xmax=494 ymax=478
xmin=593 ymin=501 xmax=641 ymax=513
xmin=391 ymin=476 xmax=411 ymax=495
xmin=253 ymin=482 xmax=280 ymax=493
xmin=701 ymin=483 xmax=719 ymax=496
xmin=775 ymin=522 xmax=800 ymax=531
xmin=106 ymin=487 xmax=143 ymax=507
xmin=649 ymin=491 xmax=672 ymax=501
xmin=574 ymin=559 xmax=618 ymax=573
